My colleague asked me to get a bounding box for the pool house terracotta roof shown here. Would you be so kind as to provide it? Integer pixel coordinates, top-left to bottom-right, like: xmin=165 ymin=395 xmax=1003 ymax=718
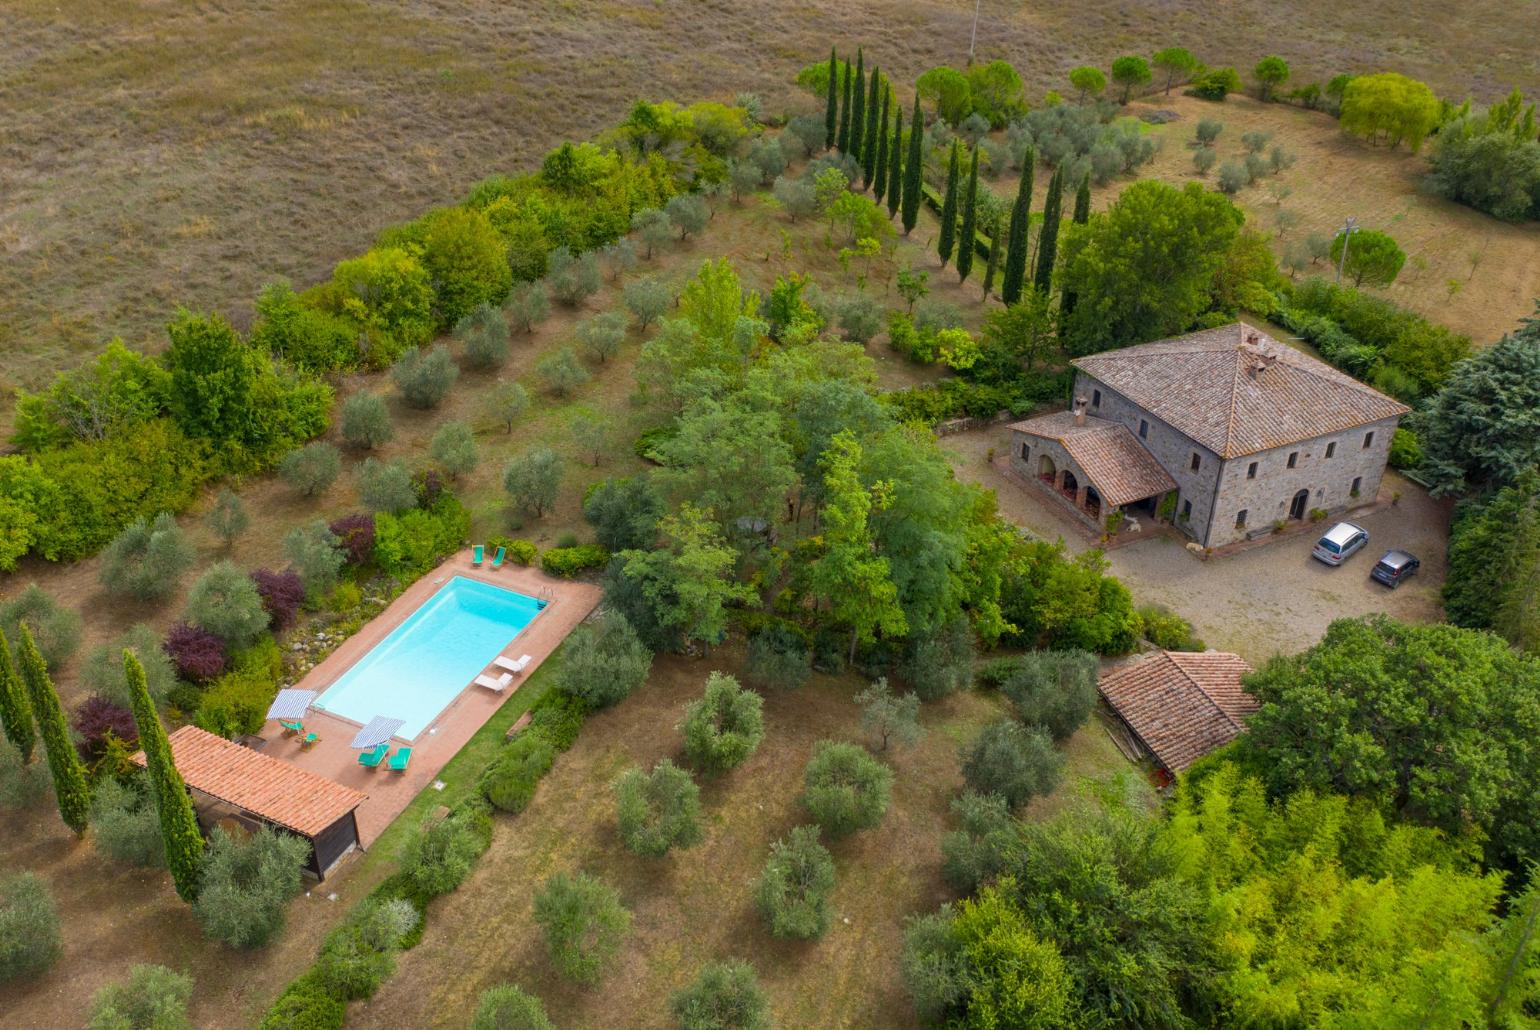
xmin=1071 ymin=323 xmax=1411 ymax=458
xmin=1097 ymin=650 xmax=1258 ymax=773
xmin=132 ymin=725 xmax=367 ymax=837
xmin=1007 ymin=410 xmax=1178 ymax=506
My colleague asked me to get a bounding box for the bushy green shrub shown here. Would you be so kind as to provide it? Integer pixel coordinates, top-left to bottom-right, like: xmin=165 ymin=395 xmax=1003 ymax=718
xmin=327 ymin=246 xmax=435 ymax=366
xmin=372 ymin=494 xmax=469 ymax=578
xmin=1388 ymin=426 xmax=1422 ymax=469
xmin=1137 ymin=605 xmax=1205 ymax=651
xmin=312 ymin=898 xmax=419 ymax=1001
xmin=284 ymin=519 xmax=346 ymax=595
xmin=90 ymin=775 xmax=166 ymax=868
xmin=961 ymin=720 xmax=1063 ymax=807
xmin=260 ymin=972 xmax=346 ymax=1030
xmin=615 ymin=758 xmax=703 ymax=857
xmin=186 ymin=562 xmax=269 ymax=650
xmin=902 ymin=616 xmax=976 ymax=701
xmin=193 ymin=828 xmax=309 ymax=949
xmin=469 ymin=985 xmax=555 ymax=1030
xmin=583 ymin=475 xmax=664 ymax=553
xmin=801 ymin=740 xmax=894 ymax=837
xmin=100 ymin=512 xmax=197 ymax=602
xmin=0 ymin=738 xmax=50 ymax=811
xmin=0 ymin=583 xmax=83 ymax=668
xmin=86 ymin=963 xmax=194 ymax=1030
xmin=0 ymin=872 xmax=61 ymax=982
xmin=681 ymin=672 xmax=764 ymax=774
xmin=194 ymin=665 xmax=280 ymax=739
xmin=539 ymin=544 xmax=610 ymax=578
xmin=251 ymin=279 xmax=359 ymax=373
xmin=532 ymin=871 xmax=632 ymax=986
xmin=754 ymin=825 xmax=835 ymax=940
xmin=339 ymin=392 xmax=393 ymax=450
xmin=279 ymin=442 xmax=342 ymax=498
xmin=83 ymin=624 xmax=176 ymax=710
xmin=1000 ymin=650 xmax=1098 ymax=741
xmin=555 ymin=611 xmax=653 ymax=709
xmin=401 ymin=803 xmax=493 ymax=897
xmin=670 ymin=960 xmax=771 ymax=1030
xmin=528 ymin=691 xmax=588 ymax=751
xmin=940 ymin=791 xmax=1014 ymax=893
xmin=746 ymin=621 xmax=812 ymax=691
xmin=480 ymin=732 xmax=557 ymax=814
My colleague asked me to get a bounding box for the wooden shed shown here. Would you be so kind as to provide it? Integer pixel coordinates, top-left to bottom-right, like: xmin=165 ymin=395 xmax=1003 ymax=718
xmin=132 ymin=725 xmax=367 ymax=879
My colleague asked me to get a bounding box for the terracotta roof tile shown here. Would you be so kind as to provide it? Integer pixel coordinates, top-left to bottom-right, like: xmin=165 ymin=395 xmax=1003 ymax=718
xmin=132 ymin=726 xmax=366 ymax=837
xmin=1071 ymin=323 xmax=1411 ymax=458
xmin=1098 ymin=650 xmax=1257 ymax=773
xmin=1006 ymin=411 xmax=1177 ymax=506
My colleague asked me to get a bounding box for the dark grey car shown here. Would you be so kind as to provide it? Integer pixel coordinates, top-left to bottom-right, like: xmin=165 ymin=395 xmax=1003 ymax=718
xmin=1370 ymin=549 xmax=1420 ymax=588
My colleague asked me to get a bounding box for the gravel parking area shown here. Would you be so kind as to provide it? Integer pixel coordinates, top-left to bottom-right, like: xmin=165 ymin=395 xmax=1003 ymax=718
xmin=944 ymin=426 xmax=1449 ymax=663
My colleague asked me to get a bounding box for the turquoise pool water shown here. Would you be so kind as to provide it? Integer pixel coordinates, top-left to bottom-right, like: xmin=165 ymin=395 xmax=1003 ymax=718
xmin=312 ymin=576 xmax=544 ymax=739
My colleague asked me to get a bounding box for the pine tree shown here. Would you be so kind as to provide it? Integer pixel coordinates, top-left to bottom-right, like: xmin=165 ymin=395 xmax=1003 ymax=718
xmin=900 ymin=94 xmax=924 ymax=234
xmin=124 ymin=650 xmax=204 ymax=902
xmin=824 ymin=48 xmax=839 ymax=150
xmin=0 ymin=632 xmax=35 ymax=763
xmin=849 ymin=50 xmax=866 ymax=162
xmin=872 ymin=96 xmax=891 ymax=202
xmin=983 ymin=230 xmax=1002 ymax=298
xmin=861 ymin=70 xmax=882 ymax=186
xmin=956 ymin=147 xmax=981 ymax=282
xmin=16 ymin=625 xmax=89 ymax=836
xmin=937 ymin=140 xmax=961 ymax=266
xmin=886 ymin=104 xmax=904 ymax=219
xmin=1000 ymin=147 xmax=1035 ymax=305
xmin=1033 ymin=168 xmax=1065 ymax=295
xmin=837 ymin=63 xmax=853 ymax=153
xmin=1061 ymin=174 xmax=1092 ymax=318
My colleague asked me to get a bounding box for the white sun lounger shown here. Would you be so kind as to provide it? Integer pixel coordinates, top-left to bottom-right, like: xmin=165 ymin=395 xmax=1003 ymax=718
xmin=474 ymin=672 xmax=513 ymax=693
xmin=493 ymin=654 xmax=533 ymax=675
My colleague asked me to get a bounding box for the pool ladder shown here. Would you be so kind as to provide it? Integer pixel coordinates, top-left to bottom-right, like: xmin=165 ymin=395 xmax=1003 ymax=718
xmin=536 ymin=586 xmax=555 ymax=609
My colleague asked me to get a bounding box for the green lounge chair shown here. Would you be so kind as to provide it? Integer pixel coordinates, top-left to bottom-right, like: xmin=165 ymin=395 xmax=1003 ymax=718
xmin=299 ymin=732 xmax=320 ymax=750
xmin=490 ymin=546 xmax=505 ymax=570
xmin=472 ymin=544 xmax=485 ymax=567
xmin=387 ymin=747 xmax=413 ymax=771
xmin=358 ymin=743 xmax=389 ymax=769
xmin=278 ymin=719 xmax=304 ymax=737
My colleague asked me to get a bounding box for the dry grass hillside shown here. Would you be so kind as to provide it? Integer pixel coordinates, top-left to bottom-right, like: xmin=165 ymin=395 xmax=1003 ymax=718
xmin=3 ymin=0 xmax=1536 ymax=401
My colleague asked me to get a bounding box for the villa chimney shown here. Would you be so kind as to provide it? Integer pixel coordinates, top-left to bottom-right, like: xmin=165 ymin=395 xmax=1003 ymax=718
xmin=1073 ymin=396 xmax=1088 ymax=427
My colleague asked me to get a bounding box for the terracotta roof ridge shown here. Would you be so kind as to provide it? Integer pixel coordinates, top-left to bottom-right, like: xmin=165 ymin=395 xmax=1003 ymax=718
xmin=1166 ymin=651 xmax=1248 ymax=732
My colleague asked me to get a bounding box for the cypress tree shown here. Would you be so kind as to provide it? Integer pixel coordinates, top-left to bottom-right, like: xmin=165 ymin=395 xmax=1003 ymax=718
xmin=982 ymin=229 xmax=1002 ymax=298
xmin=900 ymin=94 xmax=924 ymax=234
xmin=1033 ymin=168 xmax=1065 ymax=295
xmin=125 ymin=650 xmax=203 ymax=902
xmin=0 ymin=632 xmax=35 ymax=763
xmin=16 ymin=625 xmax=89 ymax=836
xmin=837 ymin=63 xmax=853 ymax=153
xmin=872 ymin=96 xmax=891 ymax=202
xmin=824 ymin=48 xmax=839 ymax=150
xmin=1000 ymin=147 xmax=1035 ymax=305
xmin=886 ymin=103 xmax=904 ymax=218
xmin=861 ymin=70 xmax=882 ymax=186
xmin=937 ymin=140 xmax=961 ymax=266
xmin=956 ymin=147 xmax=981 ymax=282
xmin=849 ymin=50 xmax=866 ymax=162
xmin=1062 ymin=174 xmax=1092 ymax=317
xmin=1073 ymin=172 xmax=1092 ymax=224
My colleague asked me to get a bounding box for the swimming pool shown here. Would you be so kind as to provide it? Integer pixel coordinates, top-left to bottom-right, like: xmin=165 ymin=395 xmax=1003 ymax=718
xmin=312 ymin=577 xmax=544 ymax=739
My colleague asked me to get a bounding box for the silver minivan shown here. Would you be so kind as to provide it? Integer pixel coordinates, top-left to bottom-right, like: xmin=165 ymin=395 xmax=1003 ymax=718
xmin=1312 ymin=522 xmax=1369 ymax=566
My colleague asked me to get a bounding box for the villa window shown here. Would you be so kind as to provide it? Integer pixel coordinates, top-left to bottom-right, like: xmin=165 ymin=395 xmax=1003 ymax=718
xmin=1235 ymin=509 xmax=1248 ymax=528
xmin=1190 ymin=452 xmax=1201 ymax=472
xmin=1247 ymin=461 xmax=1258 ymax=479
xmin=1325 ymin=441 xmax=1336 ymax=459
xmin=1287 ymin=451 xmax=1298 ymax=469
xmin=1181 ymin=500 xmax=1193 ymax=520
xmin=1363 ymin=431 xmax=1375 ymax=449
xmin=1139 ymin=419 xmax=1149 ymax=439
xmin=1351 ymin=476 xmax=1363 ymax=496
xmin=1020 ymin=443 xmax=1030 ymax=461
xmin=1092 ymin=389 xmax=1102 ymax=408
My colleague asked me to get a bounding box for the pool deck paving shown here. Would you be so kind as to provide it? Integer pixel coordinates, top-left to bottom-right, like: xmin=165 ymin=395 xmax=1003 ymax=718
xmin=255 ymin=551 xmax=602 ymax=847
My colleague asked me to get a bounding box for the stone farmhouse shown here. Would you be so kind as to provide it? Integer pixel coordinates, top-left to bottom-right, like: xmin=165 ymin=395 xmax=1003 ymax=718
xmin=1007 ymin=323 xmax=1410 ymax=548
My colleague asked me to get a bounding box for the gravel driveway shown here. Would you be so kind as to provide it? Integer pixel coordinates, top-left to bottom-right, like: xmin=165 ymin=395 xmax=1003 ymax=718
xmin=944 ymin=426 xmax=1449 ymax=663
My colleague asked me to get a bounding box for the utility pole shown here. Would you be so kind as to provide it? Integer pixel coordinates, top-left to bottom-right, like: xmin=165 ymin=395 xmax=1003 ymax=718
xmin=968 ymin=0 xmax=981 ymax=66
xmin=1334 ymin=215 xmax=1357 ymax=284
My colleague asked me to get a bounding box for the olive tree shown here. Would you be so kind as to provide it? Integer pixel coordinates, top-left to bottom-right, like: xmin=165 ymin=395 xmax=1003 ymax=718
xmin=665 ymin=194 xmax=710 ymax=239
xmin=457 ymin=301 xmax=511 ymax=370
xmin=505 ymin=281 xmax=551 ymax=333
xmin=960 ymin=720 xmax=1063 ymax=808
xmin=503 ymin=447 xmax=563 ymax=519
xmin=615 ymin=758 xmax=703 ymax=858
xmin=547 ymin=247 xmax=602 ymax=307
xmin=855 ymin=679 xmax=921 ymax=751
xmin=556 ymin=611 xmax=652 ymax=709
xmin=680 ymin=672 xmax=764 ymax=774
xmin=532 ymin=871 xmax=631 ymax=986
xmin=536 ymin=347 xmax=590 ymax=397
xmin=193 ymin=828 xmax=309 ymax=949
xmin=632 ymin=208 xmax=674 ymax=259
xmin=283 ymin=520 xmax=346 ymax=595
xmin=753 ymin=825 xmax=835 ymax=940
xmin=357 ymin=457 xmax=418 ymax=514
xmin=205 ymin=488 xmax=249 ymax=548
xmin=100 ymin=513 xmax=196 ymax=602
xmin=340 ymin=392 xmax=393 ymax=449
xmin=469 ymin=985 xmax=555 ymax=1030
xmin=0 ymin=873 xmax=61 ymax=983
xmin=670 ymin=960 xmax=771 ymax=1030
xmin=801 ymin=740 xmax=893 ymax=837
xmin=429 ymin=420 xmax=479 ymax=480
xmin=86 ymin=964 xmax=193 ymax=1030
xmin=391 ymin=344 xmax=459 ymax=409
xmin=623 ymin=277 xmax=672 ymax=329
xmin=278 ymin=441 xmax=342 ymax=498
xmin=186 ymin=562 xmax=269 ymax=649
xmin=482 ymin=380 xmax=530 ymax=434
xmin=575 ymin=311 xmax=627 ymax=364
